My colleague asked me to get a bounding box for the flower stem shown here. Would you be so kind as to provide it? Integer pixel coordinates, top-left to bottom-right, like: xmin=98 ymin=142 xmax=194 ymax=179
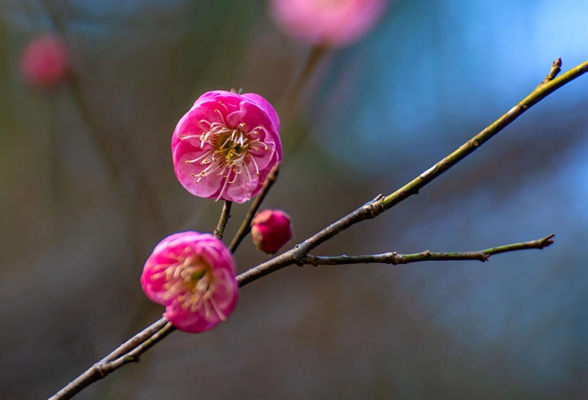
xmin=229 ymin=164 xmax=280 ymax=252
xmin=214 ymin=201 xmax=232 ymax=240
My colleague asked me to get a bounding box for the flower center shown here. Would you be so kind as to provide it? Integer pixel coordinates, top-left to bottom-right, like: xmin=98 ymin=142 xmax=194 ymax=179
xmin=180 ymin=105 xmax=269 ymax=201
xmin=160 ymin=255 xmax=226 ymax=320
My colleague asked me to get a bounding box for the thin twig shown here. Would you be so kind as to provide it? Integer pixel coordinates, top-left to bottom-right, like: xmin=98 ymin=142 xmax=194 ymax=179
xmin=474 ymin=233 xmax=555 ymax=256
xmin=278 ymin=45 xmax=327 ymax=112
xmin=48 ymin=60 xmax=588 ymax=400
xmin=213 ymin=201 xmax=232 ymax=240
xmin=302 ymin=234 xmax=555 ymax=266
xmin=228 ymin=164 xmax=280 ymax=252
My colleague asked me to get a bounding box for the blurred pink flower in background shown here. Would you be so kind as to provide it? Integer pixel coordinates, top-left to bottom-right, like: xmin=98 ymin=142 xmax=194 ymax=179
xmin=269 ymin=0 xmax=387 ymax=47
xmin=172 ymin=91 xmax=281 ymax=204
xmin=140 ymin=232 xmax=238 ymax=333
xmin=19 ymin=34 xmax=69 ymax=89
xmin=251 ymin=209 xmax=293 ymax=254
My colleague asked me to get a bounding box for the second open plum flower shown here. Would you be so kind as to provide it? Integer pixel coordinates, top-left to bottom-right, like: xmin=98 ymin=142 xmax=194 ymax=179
xmin=172 ymin=91 xmax=282 ymax=204
xmin=141 ymin=232 xmax=238 ymax=333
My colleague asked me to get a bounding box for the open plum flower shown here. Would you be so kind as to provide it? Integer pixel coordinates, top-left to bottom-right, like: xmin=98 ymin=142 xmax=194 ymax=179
xmin=269 ymin=0 xmax=387 ymax=47
xmin=140 ymin=232 xmax=238 ymax=333
xmin=172 ymin=91 xmax=281 ymax=204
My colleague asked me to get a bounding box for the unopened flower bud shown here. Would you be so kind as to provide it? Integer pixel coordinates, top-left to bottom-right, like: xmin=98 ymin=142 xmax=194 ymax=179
xmin=251 ymin=209 xmax=292 ymax=254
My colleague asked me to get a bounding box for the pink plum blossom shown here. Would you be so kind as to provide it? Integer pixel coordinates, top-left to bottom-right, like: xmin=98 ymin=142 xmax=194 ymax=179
xmin=172 ymin=91 xmax=281 ymax=204
xmin=19 ymin=34 xmax=69 ymax=89
xmin=269 ymin=0 xmax=387 ymax=47
xmin=251 ymin=209 xmax=293 ymax=254
xmin=140 ymin=231 xmax=238 ymax=333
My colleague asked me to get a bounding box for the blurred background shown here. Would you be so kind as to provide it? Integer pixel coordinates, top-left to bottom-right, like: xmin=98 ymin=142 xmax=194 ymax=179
xmin=0 ymin=0 xmax=587 ymax=399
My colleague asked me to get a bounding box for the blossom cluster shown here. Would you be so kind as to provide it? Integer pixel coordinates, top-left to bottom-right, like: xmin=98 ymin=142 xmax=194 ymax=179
xmin=143 ymin=0 xmax=388 ymax=332
xmin=141 ymin=90 xmax=289 ymax=333
xmin=141 ymin=91 xmax=291 ymax=333
xmin=20 ymin=34 xmax=69 ymax=89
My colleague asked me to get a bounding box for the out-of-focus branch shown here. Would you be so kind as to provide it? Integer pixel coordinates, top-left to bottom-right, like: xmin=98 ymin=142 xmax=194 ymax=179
xmin=214 ymin=201 xmax=232 ymax=240
xmin=281 ymin=46 xmax=329 ymax=159
xmin=229 ymin=164 xmax=280 ymax=252
xmin=302 ymin=234 xmax=555 ymax=266
xmin=279 ymin=45 xmax=327 ymax=115
xmin=44 ymin=2 xmax=169 ymax=237
xmin=49 ymin=60 xmax=588 ymax=400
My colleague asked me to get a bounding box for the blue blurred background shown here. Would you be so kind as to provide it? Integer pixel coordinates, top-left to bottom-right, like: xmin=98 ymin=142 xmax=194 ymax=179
xmin=0 ymin=0 xmax=586 ymax=399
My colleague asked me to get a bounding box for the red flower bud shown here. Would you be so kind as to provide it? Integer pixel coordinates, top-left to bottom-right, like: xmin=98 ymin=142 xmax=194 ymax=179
xmin=19 ymin=34 xmax=69 ymax=89
xmin=251 ymin=209 xmax=293 ymax=254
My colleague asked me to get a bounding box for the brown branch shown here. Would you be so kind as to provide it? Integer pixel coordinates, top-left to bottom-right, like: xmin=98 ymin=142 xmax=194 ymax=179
xmin=228 ymin=164 xmax=280 ymax=252
xmin=539 ymin=57 xmax=562 ymax=86
xmin=302 ymin=234 xmax=555 ymax=266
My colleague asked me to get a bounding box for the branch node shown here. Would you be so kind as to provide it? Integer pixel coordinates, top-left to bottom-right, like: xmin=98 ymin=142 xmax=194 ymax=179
xmin=95 ymin=363 xmax=108 ymax=378
xmin=372 ymin=193 xmax=385 ymax=202
xmin=390 ymin=252 xmax=399 ymax=265
xmin=366 ymin=197 xmax=386 ymax=218
xmin=228 ymin=164 xmax=280 ymax=252
xmin=292 ymin=248 xmax=307 ymax=266
xmin=538 ymin=57 xmax=562 ymax=86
